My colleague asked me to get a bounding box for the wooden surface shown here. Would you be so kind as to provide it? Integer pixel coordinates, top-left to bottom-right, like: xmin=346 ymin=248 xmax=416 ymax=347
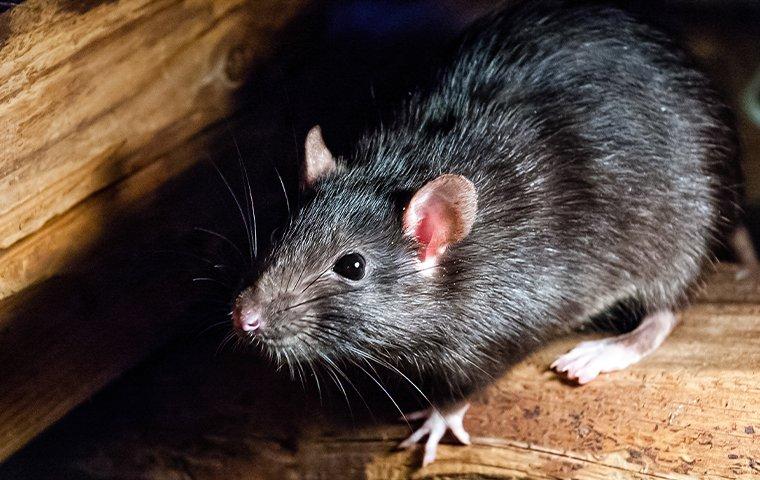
xmin=1 ymin=264 xmax=757 ymax=479
xmin=0 ymin=0 xmax=307 ymax=298
xmin=0 ymin=0 xmax=310 ymax=462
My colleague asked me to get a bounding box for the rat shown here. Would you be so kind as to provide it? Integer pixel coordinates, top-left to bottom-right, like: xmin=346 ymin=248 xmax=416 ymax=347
xmin=231 ymin=0 xmax=748 ymax=466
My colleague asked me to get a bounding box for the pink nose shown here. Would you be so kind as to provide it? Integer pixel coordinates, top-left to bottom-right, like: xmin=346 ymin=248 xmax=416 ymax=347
xmin=233 ymin=304 xmax=262 ymax=332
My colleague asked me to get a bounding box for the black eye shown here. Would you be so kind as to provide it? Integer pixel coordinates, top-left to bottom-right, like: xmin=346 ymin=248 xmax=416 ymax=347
xmin=333 ymin=253 xmax=366 ymax=280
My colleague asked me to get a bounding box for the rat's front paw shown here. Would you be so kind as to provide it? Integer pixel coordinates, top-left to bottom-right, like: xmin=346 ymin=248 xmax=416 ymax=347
xmin=398 ymin=402 xmax=470 ymax=466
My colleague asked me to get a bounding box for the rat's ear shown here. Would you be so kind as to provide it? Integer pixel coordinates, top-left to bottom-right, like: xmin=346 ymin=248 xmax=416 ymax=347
xmin=302 ymin=125 xmax=336 ymax=189
xmin=403 ymin=174 xmax=478 ymax=269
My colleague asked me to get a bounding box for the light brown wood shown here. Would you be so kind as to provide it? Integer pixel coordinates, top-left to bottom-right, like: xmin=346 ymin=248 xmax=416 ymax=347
xmin=0 ymin=0 xmax=307 ymax=297
xmin=326 ymin=276 xmax=760 ymax=479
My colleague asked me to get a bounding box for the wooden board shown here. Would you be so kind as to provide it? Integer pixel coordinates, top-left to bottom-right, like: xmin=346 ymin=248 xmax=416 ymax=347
xmin=0 ymin=0 xmax=308 ymax=297
xmin=1 ymin=265 xmax=757 ymax=479
xmin=0 ymin=0 xmax=313 ymax=460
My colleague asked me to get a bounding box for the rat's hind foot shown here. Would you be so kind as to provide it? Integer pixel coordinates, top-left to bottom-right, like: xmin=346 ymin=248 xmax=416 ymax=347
xmin=398 ymin=402 xmax=470 ymax=466
xmin=551 ymin=310 xmax=677 ymax=384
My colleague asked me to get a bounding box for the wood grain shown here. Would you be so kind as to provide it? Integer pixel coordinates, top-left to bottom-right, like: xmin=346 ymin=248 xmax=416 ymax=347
xmin=0 ymin=0 xmax=307 ymax=294
xmin=362 ymin=284 xmax=760 ymax=479
xmin=0 ymin=126 xmax=224 ymax=461
xmin=0 ymin=0 xmax=311 ymax=460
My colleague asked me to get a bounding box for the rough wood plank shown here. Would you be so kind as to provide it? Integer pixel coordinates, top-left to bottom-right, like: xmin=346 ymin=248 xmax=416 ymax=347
xmin=0 ymin=133 xmax=198 ymax=298
xmin=0 ymin=0 xmax=311 ymax=460
xmin=0 ymin=0 xmax=307 ymax=293
xmin=0 ymin=96 xmax=298 ymax=461
xmin=0 ymin=130 xmax=213 ymax=461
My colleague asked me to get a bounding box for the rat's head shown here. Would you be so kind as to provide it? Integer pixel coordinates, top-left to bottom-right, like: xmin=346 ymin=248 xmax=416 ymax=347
xmin=232 ymin=126 xmax=478 ymax=371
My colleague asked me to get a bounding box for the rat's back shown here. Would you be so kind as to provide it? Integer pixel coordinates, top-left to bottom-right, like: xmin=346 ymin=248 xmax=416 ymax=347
xmin=357 ymin=1 xmax=739 ymax=324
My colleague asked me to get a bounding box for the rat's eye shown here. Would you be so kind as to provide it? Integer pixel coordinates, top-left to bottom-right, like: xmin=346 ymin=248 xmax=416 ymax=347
xmin=333 ymin=253 xmax=366 ymax=280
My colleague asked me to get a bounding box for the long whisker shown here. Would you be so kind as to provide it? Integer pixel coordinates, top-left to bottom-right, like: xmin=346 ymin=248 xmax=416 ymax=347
xmin=314 ymin=344 xmax=376 ymax=424
xmin=348 ymin=357 xmax=411 ymax=432
xmin=300 ymin=329 xmax=366 ymax=413
xmin=302 ymin=353 xmax=323 ymax=405
xmin=193 ymin=227 xmax=246 ymax=263
xmin=299 ymin=265 xmax=334 ymax=295
xmin=308 ymin=346 xmax=353 ymax=421
xmin=274 ymin=166 xmax=291 ymax=217
xmin=351 ymin=347 xmax=438 ymax=415
xmin=149 ymin=248 xmax=230 ymax=270
xmin=228 ymin=128 xmax=258 ymax=260
xmin=206 ymin=155 xmax=254 ymax=261
xmin=195 ymin=319 xmax=233 ymax=337
xmin=216 ymin=331 xmax=238 ymax=357
xmin=277 ymin=288 xmax=361 ymax=314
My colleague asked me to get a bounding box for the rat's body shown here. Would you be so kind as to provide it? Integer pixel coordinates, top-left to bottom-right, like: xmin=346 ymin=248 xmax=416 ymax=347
xmin=233 ymin=1 xmax=742 ymax=465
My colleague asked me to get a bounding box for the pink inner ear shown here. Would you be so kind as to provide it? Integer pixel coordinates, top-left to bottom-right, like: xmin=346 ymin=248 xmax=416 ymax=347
xmin=412 ymin=199 xmax=448 ymax=262
xmin=403 ymin=174 xmax=478 ymax=266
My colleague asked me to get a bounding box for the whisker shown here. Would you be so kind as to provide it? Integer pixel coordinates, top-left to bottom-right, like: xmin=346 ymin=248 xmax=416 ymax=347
xmin=349 ymin=357 xmax=411 ymax=432
xmin=352 ymin=348 xmax=437 ymax=415
xmin=227 ymin=127 xmax=258 ymax=260
xmin=277 ymin=288 xmax=361 ymax=314
xmin=303 ymin=354 xmax=323 ymax=405
xmin=206 ymin=154 xmax=254 ymax=261
xmin=215 ymin=331 xmax=238 ymax=357
xmin=274 ymin=166 xmax=291 ymax=217
xmin=193 ymin=227 xmax=246 ymax=264
xmin=299 ymin=265 xmax=335 ymax=295
xmin=309 ymin=347 xmax=352 ymax=420
xmin=195 ymin=319 xmax=232 ymax=337
xmin=311 ymin=342 xmax=376 ymax=424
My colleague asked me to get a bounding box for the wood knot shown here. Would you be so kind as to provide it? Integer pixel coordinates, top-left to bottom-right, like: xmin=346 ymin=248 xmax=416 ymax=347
xmin=223 ymin=43 xmax=252 ymax=86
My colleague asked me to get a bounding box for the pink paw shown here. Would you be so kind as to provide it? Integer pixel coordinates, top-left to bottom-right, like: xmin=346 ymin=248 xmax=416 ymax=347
xmin=551 ymin=338 xmax=642 ymax=384
xmin=552 ymin=310 xmax=676 ymax=384
xmin=398 ymin=402 xmax=470 ymax=466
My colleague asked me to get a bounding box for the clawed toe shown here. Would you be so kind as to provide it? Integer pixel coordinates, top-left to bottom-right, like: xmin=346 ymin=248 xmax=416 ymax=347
xmin=552 ymin=338 xmax=642 ymax=384
xmin=397 ymin=402 xmax=470 ymax=466
xmin=552 ymin=310 xmax=677 ymax=384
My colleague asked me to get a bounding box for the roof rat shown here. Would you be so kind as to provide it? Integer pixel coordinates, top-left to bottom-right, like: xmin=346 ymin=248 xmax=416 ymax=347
xmin=232 ymin=0 xmax=744 ymax=466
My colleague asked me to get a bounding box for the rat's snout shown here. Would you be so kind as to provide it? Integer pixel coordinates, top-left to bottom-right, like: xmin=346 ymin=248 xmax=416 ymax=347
xmin=232 ymin=284 xmax=312 ymax=349
xmin=232 ymin=295 xmax=264 ymax=333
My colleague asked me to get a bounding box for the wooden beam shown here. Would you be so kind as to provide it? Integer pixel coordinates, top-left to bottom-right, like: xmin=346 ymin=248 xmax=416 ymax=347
xmin=0 ymin=127 xmax=226 ymax=461
xmin=0 ymin=0 xmax=312 ymax=460
xmin=0 ymin=0 xmax=308 ymax=296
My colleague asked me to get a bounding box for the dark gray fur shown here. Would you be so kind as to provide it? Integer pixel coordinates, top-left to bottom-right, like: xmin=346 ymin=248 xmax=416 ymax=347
xmin=241 ymin=1 xmax=740 ymax=406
